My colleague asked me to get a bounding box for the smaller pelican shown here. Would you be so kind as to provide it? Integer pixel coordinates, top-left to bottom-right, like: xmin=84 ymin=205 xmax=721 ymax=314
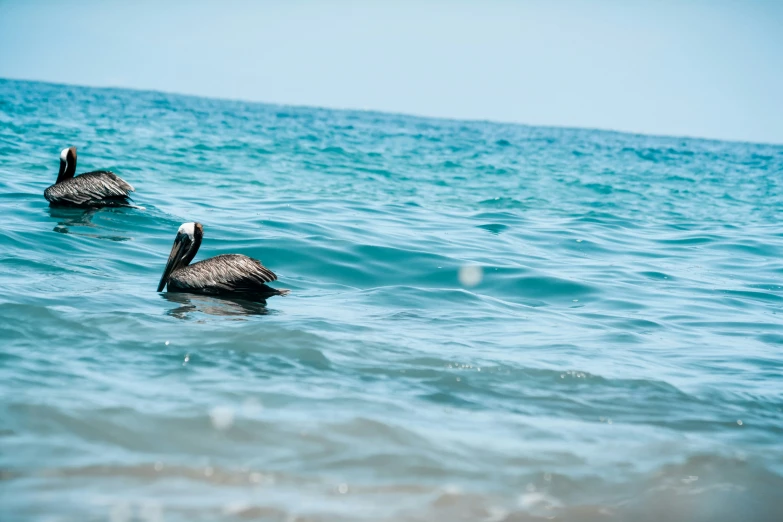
xmin=44 ymin=147 xmax=135 ymax=207
xmin=158 ymin=222 xmax=289 ymax=300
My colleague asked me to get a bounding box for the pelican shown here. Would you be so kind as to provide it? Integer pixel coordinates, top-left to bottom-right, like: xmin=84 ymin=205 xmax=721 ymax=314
xmin=44 ymin=147 xmax=135 ymax=207
xmin=158 ymin=222 xmax=289 ymax=299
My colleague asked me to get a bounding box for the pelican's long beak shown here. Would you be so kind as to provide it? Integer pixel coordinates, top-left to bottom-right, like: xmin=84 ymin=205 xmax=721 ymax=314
xmin=57 ymin=158 xmax=66 ymax=180
xmin=158 ymin=235 xmax=187 ymax=292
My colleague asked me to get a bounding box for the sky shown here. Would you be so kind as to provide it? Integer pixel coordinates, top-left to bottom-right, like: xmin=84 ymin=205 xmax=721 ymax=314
xmin=0 ymin=0 xmax=781 ymax=144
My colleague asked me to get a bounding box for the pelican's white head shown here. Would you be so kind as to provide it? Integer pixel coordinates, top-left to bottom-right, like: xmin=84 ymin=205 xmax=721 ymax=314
xmin=178 ymin=222 xmax=196 ymax=239
xmin=158 ymin=222 xmax=204 ymax=292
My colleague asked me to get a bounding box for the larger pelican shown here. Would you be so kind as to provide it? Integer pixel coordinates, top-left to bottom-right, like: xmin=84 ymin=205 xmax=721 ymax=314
xmin=44 ymin=147 xmax=135 ymax=207
xmin=158 ymin=222 xmax=288 ymax=299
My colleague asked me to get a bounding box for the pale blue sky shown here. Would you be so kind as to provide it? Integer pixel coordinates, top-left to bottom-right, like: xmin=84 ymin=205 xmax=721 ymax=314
xmin=1 ymin=0 xmax=781 ymax=143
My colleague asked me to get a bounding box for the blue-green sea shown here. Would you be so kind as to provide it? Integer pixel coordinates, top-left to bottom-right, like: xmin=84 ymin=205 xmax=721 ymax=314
xmin=1 ymin=78 xmax=782 ymax=521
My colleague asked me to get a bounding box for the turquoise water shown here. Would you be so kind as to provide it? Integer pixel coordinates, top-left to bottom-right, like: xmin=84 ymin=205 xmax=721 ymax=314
xmin=1 ymin=77 xmax=782 ymax=521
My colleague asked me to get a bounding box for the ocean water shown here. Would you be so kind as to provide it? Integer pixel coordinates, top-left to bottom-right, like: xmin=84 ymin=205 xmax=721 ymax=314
xmin=0 ymin=77 xmax=782 ymax=521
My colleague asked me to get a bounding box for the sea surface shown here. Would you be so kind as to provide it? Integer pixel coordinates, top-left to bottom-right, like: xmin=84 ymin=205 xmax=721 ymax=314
xmin=0 ymin=78 xmax=782 ymax=522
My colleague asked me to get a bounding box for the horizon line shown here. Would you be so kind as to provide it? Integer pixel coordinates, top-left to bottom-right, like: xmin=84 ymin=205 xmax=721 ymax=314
xmin=3 ymin=75 xmax=780 ymax=148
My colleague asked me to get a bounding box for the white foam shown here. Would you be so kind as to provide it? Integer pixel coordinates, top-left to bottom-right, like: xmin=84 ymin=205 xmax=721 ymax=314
xmin=458 ymin=265 xmax=483 ymax=287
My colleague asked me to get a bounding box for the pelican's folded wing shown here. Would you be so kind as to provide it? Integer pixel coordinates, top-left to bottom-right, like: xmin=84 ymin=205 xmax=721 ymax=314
xmin=44 ymin=171 xmax=134 ymax=206
xmin=172 ymin=254 xmax=278 ymax=294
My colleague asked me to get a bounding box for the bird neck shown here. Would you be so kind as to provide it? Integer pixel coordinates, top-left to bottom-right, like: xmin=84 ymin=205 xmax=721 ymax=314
xmin=180 ymin=235 xmax=202 ymax=267
xmin=56 ymin=157 xmax=77 ymax=183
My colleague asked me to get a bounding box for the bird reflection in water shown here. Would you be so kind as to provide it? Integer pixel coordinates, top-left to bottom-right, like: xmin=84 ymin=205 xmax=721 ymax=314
xmin=162 ymin=292 xmax=271 ymax=320
xmin=48 ymin=206 xmax=130 ymax=241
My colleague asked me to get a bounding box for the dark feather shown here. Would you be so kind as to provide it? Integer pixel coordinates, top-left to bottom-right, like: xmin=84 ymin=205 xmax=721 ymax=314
xmin=168 ymin=254 xmax=287 ymax=297
xmin=44 ymin=170 xmax=135 ymax=207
